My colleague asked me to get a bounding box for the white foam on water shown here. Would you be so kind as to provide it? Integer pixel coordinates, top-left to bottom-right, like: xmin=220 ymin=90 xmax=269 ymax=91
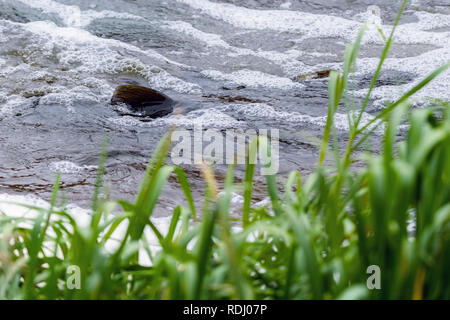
xmin=5 ymin=2 xmax=446 ymax=113
xmin=0 ymin=193 xmax=173 ymax=266
xmin=177 ymin=0 xmax=450 ymax=46
xmin=0 ymin=193 xmax=91 ymax=228
xmin=0 ymin=19 xmax=201 ymax=112
xmin=217 ymin=191 xmax=245 ymax=207
xmin=49 ymin=161 xmax=97 ymax=174
xmin=17 ymin=0 xmax=144 ymax=28
xmin=393 ymin=23 xmax=450 ymax=47
xmin=0 ymin=91 xmax=7 ymax=103
xmin=407 ymin=11 xmax=450 ymax=31
xmin=0 ymin=24 xmax=6 ymax=43
xmin=246 ymin=49 xmax=320 ymax=77
xmin=0 ymin=95 xmax=28 ymax=116
xmin=280 ymin=2 xmax=292 ymax=10
xmin=107 ymin=107 xmax=245 ymax=129
xmin=254 ymin=197 xmax=272 ymax=208
xmin=164 ymin=20 xmax=328 ymax=76
xmin=164 ymin=20 xmax=232 ymax=49
xmin=177 ymin=0 xmax=361 ymax=39
xmin=0 ymin=63 xmax=32 ymax=78
xmin=219 ymin=103 xmax=383 ymax=133
xmin=104 ymin=216 xmax=175 ymax=266
xmin=201 ymin=69 xmax=305 ymax=90
xmin=39 ymin=85 xmax=113 ymax=108
xmin=109 ymin=102 xmax=382 ymax=133
xmin=19 ymin=20 xmax=202 ymax=94
xmin=353 ymin=46 xmax=450 ymax=105
xmin=144 ymin=49 xmax=196 ymax=71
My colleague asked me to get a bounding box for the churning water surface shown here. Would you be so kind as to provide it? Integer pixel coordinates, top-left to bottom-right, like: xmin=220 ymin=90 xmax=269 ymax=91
xmin=0 ymin=0 xmax=449 ymax=217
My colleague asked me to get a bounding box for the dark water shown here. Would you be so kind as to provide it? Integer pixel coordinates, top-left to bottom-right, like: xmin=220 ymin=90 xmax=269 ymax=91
xmin=0 ymin=0 xmax=449 ymax=216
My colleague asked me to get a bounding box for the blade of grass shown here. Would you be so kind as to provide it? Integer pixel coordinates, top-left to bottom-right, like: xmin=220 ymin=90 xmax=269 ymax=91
xmin=243 ymin=137 xmax=257 ymax=226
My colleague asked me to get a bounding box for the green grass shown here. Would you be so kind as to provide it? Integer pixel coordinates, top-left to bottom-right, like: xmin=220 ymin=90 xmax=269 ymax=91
xmin=1 ymin=0 xmax=449 ymax=299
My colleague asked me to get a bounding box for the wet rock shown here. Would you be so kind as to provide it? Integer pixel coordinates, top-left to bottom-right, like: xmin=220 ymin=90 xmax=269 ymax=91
xmin=111 ymin=85 xmax=174 ymax=118
xmin=292 ymin=69 xmax=336 ymax=82
xmin=221 ymin=85 xmax=246 ymax=90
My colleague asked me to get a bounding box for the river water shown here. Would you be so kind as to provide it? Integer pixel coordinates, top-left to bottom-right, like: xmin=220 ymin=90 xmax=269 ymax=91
xmin=0 ymin=0 xmax=449 ymax=218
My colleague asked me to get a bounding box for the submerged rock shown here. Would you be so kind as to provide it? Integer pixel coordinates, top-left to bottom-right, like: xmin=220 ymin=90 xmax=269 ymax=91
xmin=111 ymin=85 xmax=174 ymax=118
xmin=293 ymin=69 xmax=335 ymax=82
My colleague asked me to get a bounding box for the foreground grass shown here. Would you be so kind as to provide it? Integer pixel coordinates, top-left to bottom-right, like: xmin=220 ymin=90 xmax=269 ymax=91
xmin=1 ymin=1 xmax=449 ymax=299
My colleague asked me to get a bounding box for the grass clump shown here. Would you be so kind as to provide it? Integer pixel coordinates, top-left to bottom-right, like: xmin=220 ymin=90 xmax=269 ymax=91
xmin=0 ymin=0 xmax=449 ymax=299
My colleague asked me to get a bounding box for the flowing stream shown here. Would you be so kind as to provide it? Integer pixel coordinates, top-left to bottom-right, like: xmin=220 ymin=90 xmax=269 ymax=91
xmin=0 ymin=0 xmax=449 ymax=218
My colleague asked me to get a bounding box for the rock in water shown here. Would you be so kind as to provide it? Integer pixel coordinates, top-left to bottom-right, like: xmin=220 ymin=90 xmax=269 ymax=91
xmin=111 ymin=85 xmax=174 ymax=118
xmin=292 ymin=69 xmax=335 ymax=82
